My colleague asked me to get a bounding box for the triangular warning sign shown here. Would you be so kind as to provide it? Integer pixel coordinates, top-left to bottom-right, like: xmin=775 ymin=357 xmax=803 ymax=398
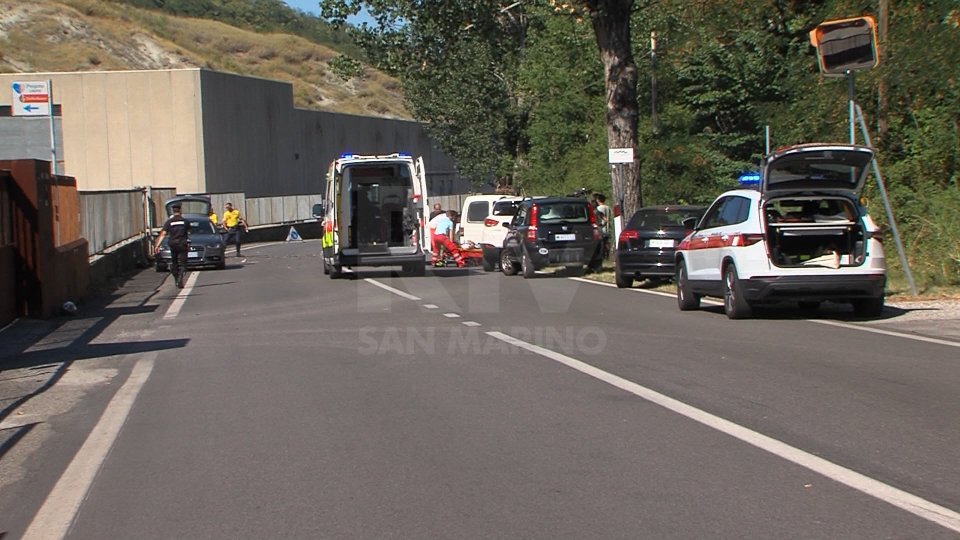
xmin=286 ymin=226 xmax=303 ymax=242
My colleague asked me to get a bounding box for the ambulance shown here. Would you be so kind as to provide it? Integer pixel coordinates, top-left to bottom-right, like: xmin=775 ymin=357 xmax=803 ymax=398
xmin=319 ymin=153 xmax=430 ymax=278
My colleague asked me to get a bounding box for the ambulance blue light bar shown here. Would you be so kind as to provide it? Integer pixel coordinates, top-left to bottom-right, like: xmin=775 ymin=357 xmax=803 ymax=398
xmin=738 ymin=172 xmax=761 ymax=186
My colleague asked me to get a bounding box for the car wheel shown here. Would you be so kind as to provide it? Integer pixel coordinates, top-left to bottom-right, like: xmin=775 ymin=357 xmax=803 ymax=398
xmin=501 ymin=249 xmax=518 ymax=276
xmin=852 ymin=295 xmax=884 ymax=317
xmin=615 ymin=271 xmax=633 ymax=289
xmin=482 ymin=255 xmax=495 ymax=272
xmin=676 ymin=260 xmax=700 ymax=311
xmin=521 ymin=248 xmax=536 ymax=279
xmin=722 ymin=264 xmax=752 ymax=319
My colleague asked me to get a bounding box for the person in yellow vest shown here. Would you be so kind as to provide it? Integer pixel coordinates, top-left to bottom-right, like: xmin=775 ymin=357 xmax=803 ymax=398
xmin=208 ymin=209 xmax=219 ymax=228
xmin=222 ymin=202 xmax=248 ymax=257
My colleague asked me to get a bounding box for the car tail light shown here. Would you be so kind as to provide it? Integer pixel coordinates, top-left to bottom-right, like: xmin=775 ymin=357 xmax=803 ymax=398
xmin=731 ymin=233 xmax=764 ymax=247
xmin=587 ymin=204 xmax=597 ymax=224
xmin=619 ymin=230 xmax=639 ymax=243
xmin=484 ymin=218 xmax=498 ymax=227
xmin=529 ymin=204 xmax=539 ymax=227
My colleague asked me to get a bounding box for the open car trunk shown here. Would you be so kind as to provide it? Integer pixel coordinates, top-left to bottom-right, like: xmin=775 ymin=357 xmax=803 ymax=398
xmin=764 ymin=196 xmax=867 ymax=269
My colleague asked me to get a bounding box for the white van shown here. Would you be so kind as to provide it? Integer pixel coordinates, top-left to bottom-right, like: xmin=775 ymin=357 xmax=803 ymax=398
xmin=458 ymin=194 xmax=521 ymax=247
xmin=320 ymin=153 xmax=430 ymax=278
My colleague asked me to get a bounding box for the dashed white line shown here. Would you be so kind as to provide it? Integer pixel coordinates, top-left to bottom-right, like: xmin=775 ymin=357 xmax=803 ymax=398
xmin=462 ymin=321 xmax=481 ymax=327
xmin=22 ymin=352 xmax=157 ymax=540
xmin=364 ymin=278 xmax=421 ymax=301
xmin=162 ymin=272 xmax=200 ymax=320
xmin=443 ymin=313 xmax=461 ymax=319
xmin=423 ymin=304 xmax=439 ymax=309
xmin=485 ymin=330 xmax=960 ymax=534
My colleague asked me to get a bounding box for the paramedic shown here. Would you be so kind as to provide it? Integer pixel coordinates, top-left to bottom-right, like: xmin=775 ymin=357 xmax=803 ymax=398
xmin=429 ymin=210 xmax=465 ymax=267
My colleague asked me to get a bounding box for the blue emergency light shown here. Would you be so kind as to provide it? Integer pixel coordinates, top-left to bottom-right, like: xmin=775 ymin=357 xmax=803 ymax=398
xmin=738 ymin=172 xmax=761 ymax=187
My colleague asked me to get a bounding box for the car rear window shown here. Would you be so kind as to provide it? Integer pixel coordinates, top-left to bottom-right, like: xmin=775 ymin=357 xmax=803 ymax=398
xmin=537 ymin=202 xmax=590 ymax=224
xmin=187 ymin=220 xmax=215 ymax=234
xmin=492 ymin=200 xmax=518 ymax=216
xmin=466 ymin=201 xmax=489 ymax=222
xmin=628 ymin=209 xmax=704 ymax=229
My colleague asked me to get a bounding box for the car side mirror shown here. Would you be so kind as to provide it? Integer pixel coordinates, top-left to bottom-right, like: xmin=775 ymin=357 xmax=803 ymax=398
xmin=312 ymin=203 xmax=324 ymax=218
xmin=682 ymin=217 xmax=699 ymax=230
xmin=501 ymin=222 xmax=512 ymax=229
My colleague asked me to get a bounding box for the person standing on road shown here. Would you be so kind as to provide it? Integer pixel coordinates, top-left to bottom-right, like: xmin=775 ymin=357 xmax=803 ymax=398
xmin=222 ymin=202 xmax=248 ymax=257
xmin=429 ymin=202 xmax=444 ymax=220
xmin=595 ymin=194 xmax=612 ymax=259
xmin=208 ymin=208 xmax=219 ymax=228
xmin=429 ymin=210 xmax=465 ymax=267
xmin=154 ymin=203 xmax=191 ymax=288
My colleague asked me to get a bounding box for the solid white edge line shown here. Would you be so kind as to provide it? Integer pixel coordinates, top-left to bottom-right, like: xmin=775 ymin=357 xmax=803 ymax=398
xmin=485 ymin=330 xmax=960 ymax=533
xmin=364 ymin=278 xmax=421 ymax=301
xmin=22 ymin=353 xmax=157 ymax=540
xmin=568 ymin=277 xmax=958 ymax=348
xmin=162 ymin=271 xmax=200 ymax=320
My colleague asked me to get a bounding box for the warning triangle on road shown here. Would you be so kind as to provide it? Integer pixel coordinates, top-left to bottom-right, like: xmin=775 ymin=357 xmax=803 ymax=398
xmin=286 ymin=226 xmax=303 ymax=242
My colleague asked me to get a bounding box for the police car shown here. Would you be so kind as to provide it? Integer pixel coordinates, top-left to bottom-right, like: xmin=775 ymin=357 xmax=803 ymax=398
xmin=675 ymin=144 xmax=886 ymax=319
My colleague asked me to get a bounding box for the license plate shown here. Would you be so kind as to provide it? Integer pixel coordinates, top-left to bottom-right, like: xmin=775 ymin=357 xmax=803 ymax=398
xmin=647 ymin=239 xmax=674 ymax=248
xmin=188 ymin=252 xmax=200 ymax=259
xmin=554 ymin=233 xmax=576 ymax=241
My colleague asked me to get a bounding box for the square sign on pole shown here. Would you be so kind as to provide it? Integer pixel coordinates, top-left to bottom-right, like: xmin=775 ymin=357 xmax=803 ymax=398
xmin=11 ymin=81 xmax=51 ymax=116
xmin=608 ymin=147 xmax=634 ymax=164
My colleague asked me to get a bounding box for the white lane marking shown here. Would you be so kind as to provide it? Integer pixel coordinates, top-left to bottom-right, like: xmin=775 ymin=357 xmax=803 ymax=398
xmin=423 ymin=304 xmax=439 ymax=309
xmin=162 ymin=271 xmax=199 ymax=320
xmin=569 ymin=277 xmax=958 ymax=347
xmin=486 ymin=330 xmax=960 ymax=533
xmin=807 ymin=319 xmax=960 ymax=349
xmin=462 ymin=321 xmax=482 ymax=327
xmin=444 ymin=313 xmax=461 ymax=319
xmin=364 ymin=278 xmax=421 ymax=301
xmin=22 ymin=353 xmax=157 ymax=540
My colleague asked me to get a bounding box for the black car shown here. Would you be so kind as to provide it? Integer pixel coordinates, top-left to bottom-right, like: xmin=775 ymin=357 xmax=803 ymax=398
xmin=615 ymin=205 xmax=705 ymax=288
xmin=156 ymin=195 xmax=226 ymax=272
xmin=500 ymin=197 xmax=603 ymax=278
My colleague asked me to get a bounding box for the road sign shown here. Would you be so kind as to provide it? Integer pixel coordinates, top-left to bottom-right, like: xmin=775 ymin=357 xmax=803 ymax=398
xmin=608 ymin=148 xmax=634 ymax=164
xmin=12 ymin=81 xmax=51 ymax=116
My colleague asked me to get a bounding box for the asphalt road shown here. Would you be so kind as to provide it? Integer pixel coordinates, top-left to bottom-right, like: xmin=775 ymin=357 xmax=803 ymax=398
xmin=2 ymin=240 xmax=959 ymax=539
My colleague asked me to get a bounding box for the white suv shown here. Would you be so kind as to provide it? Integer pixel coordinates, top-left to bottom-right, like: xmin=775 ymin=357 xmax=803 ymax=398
xmin=675 ymin=144 xmax=886 ymax=319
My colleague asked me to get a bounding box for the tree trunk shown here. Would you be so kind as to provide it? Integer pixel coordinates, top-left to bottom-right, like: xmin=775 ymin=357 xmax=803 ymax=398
xmin=586 ymin=0 xmax=641 ymax=221
xmin=877 ymin=0 xmax=889 ymax=143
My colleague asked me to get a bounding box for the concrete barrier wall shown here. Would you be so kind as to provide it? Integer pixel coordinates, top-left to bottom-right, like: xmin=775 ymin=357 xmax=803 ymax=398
xmin=80 ymin=190 xmax=144 ymax=255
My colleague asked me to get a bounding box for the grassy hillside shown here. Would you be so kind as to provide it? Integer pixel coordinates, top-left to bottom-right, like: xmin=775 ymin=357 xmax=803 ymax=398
xmin=0 ymin=0 xmax=410 ymax=118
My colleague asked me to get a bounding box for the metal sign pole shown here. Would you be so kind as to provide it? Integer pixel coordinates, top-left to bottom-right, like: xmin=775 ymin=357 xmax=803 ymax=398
xmin=855 ymin=104 xmax=916 ymax=296
xmin=847 ymin=71 xmax=856 ymax=144
xmin=48 ymin=79 xmax=61 ymax=247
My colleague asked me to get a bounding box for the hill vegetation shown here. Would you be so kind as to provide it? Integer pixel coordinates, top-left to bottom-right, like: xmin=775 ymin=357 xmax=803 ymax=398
xmin=0 ymin=0 xmax=410 ymax=118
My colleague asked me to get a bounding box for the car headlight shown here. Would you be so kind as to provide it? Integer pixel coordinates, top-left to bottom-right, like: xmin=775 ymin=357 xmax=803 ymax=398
xmin=210 ymin=243 xmax=222 ymax=249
